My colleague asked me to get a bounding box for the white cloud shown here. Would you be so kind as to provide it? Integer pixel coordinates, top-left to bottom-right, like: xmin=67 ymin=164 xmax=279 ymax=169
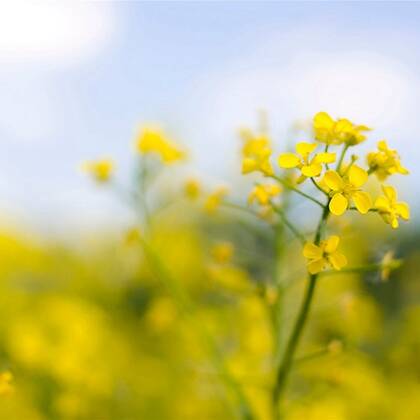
xmin=0 ymin=1 xmax=116 ymax=64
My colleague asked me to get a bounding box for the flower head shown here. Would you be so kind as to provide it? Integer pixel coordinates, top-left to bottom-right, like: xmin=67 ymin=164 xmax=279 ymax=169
xmin=240 ymin=130 xmax=274 ymax=176
xmin=313 ymin=112 xmax=370 ymax=146
xmin=367 ymin=140 xmax=409 ymax=181
xmin=323 ymin=165 xmax=372 ymax=215
xmin=136 ymin=127 xmax=185 ymax=164
xmin=303 ymin=235 xmax=347 ymax=274
xmin=204 ymin=187 xmax=228 ymax=214
xmin=184 ymin=178 xmax=201 ymax=200
xmin=0 ymin=371 xmax=13 ymax=395
xmin=82 ymin=159 xmax=114 ymax=183
xmin=211 ymin=242 xmax=234 ymax=264
xmin=278 ymin=142 xmax=335 ymax=182
xmin=248 ymin=183 xmax=282 ymax=206
xmin=380 ymin=251 xmax=402 ymax=281
xmin=374 ymin=185 xmax=410 ymax=229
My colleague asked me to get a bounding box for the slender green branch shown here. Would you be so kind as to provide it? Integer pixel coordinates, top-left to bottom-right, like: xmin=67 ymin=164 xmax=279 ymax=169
xmin=310 ymin=177 xmax=328 ymax=196
xmin=349 ymin=207 xmax=378 ymax=213
xmin=271 ymin=175 xmax=325 ymax=208
xmin=141 ymin=240 xmax=256 ymax=420
xmin=336 ymin=144 xmax=349 ymax=173
xmin=324 ymin=144 xmax=330 ymax=170
xmin=319 ymin=263 xmax=382 ymax=277
xmin=271 ymin=203 xmax=306 ymax=245
xmin=222 ymin=201 xmax=261 ymax=218
xmin=272 ymin=200 xmax=330 ymax=415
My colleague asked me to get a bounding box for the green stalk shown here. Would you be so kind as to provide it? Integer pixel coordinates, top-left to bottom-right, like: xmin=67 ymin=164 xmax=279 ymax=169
xmin=336 ymin=144 xmax=349 ymax=173
xmin=271 ymin=202 xmax=330 ymax=416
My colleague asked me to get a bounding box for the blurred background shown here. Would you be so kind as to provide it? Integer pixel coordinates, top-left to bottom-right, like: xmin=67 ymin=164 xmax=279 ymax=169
xmin=0 ymin=2 xmax=419 ymax=419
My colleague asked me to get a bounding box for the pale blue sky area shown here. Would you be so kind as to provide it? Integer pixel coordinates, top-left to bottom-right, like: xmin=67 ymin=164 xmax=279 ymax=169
xmin=1 ymin=2 xmax=419 ymax=231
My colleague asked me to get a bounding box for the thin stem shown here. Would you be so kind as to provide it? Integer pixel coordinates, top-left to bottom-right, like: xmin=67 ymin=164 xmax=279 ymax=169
xmin=349 ymin=207 xmax=378 ymax=213
xmin=324 ymin=144 xmax=330 ymax=170
xmin=336 ymin=144 xmax=349 ymax=173
xmin=222 ymin=201 xmax=261 ymax=219
xmin=310 ymin=177 xmax=328 ymax=196
xmin=271 ymin=204 xmax=306 ymax=245
xmin=320 ymin=263 xmax=382 ymax=277
xmin=271 ymin=175 xmax=325 ymax=208
xmin=141 ymin=240 xmax=255 ymax=420
xmin=272 ymin=200 xmax=330 ymax=416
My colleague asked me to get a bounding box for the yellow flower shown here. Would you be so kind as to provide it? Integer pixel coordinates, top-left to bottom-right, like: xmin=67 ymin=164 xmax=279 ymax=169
xmin=124 ymin=227 xmax=142 ymax=246
xmin=313 ymin=112 xmax=370 ymax=145
xmin=278 ymin=142 xmax=335 ymax=182
xmin=184 ymin=178 xmax=201 ymax=200
xmin=323 ymin=165 xmax=372 ymax=215
xmin=0 ymin=371 xmax=13 ymax=395
xmin=136 ymin=127 xmax=185 ymax=164
xmin=248 ymin=184 xmax=282 ymax=206
xmin=380 ymin=251 xmax=402 ymax=281
xmin=211 ymin=242 xmax=234 ymax=264
xmin=374 ymin=185 xmax=410 ymax=229
xmin=82 ymin=159 xmax=114 ymax=182
xmin=367 ymin=140 xmax=409 ymax=181
xmin=204 ymin=187 xmax=228 ymax=214
xmin=303 ymin=235 xmax=347 ymax=274
xmin=240 ymin=130 xmax=274 ymax=176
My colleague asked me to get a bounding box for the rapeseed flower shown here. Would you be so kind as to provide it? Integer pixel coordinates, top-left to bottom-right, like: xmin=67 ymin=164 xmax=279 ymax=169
xmin=323 ymin=165 xmax=372 ymax=215
xmin=82 ymin=159 xmax=114 ymax=183
xmin=303 ymin=235 xmax=347 ymax=274
xmin=313 ymin=112 xmax=370 ymax=146
xmin=240 ymin=130 xmax=274 ymax=176
xmin=0 ymin=372 xmax=13 ymax=395
xmin=278 ymin=142 xmax=335 ymax=182
xmin=184 ymin=178 xmax=201 ymax=200
xmin=375 ymin=185 xmax=410 ymax=229
xmin=367 ymin=140 xmax=409 ymax=180
xmin=204 ymin=187 xmax=228 ymax=214
xmin=248 ymin=184 xmax=282 ymax=206
xmin=211 ymin=242 xmax=234 ymax=264
xmin=136 ymin=127 xmax=185 ymax=163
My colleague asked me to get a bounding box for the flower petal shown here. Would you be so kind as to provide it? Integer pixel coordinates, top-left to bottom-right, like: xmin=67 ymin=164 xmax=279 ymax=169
xmin=278 ymin=153 xmax=300 ymax=169
xmin=328 ymin=252 xmax=347 ymax=270
xmin=324 ymin=235 xmax=340 ymax=253
xmin=352 ymin=191 xmax=372 ymax=214
xmin=296 ymin=142 xmax=317 ymax=156
xmin=323 ymin=170 xmax=344 ymax=191
xmin=314 ymin=152 xmax=336 ymax=164
xmin=329 ymin=193 xmax=348 ymax=216
xmin=313 ymin=112 xmax=334 ymax=130
xmin=348 ymin=165 xmax=368 ymax=187
xmin=381 ymin=185 xmax=397 ymax=202
xmin=308 ymin=258 xmax=326 ymax=275
xmin=301 ymin=163 xmax=322 ymax=177
xmin=303 ymin=242 xmax=323 ymax=260
xmin=396 ymin=202 xmax=410 ymax=220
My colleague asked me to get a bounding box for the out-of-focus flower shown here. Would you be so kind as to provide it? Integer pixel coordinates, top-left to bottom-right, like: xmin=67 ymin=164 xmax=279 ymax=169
xmin=323 ymin=165 xmax=372 ymax=215
xmin=204 ymin=187 xmax=228 ymax=214
xmin=328 ymin=339 xmax=344 ymax=355
xmin=0 ymin=371 xmax=13 ymax=396
xmin=211 ymin=242 xmax=234 ymax=264
xmin=82 ymin=159 xmax=114 ymax=183
xmin=313 ymin=112 xmax=370 ymax=145
xmin=380 ymin=251 xmax=402 ymax=281
xmin=375 ymin=185 xmax=410 ymax=229
xmin=303 ymin=235 xmax=347 ymax=274
xmin=367 ymin=140 xmax=409 ymax=181
xmin=184 ymin=178 xmax=201 ymax=200
xmin=124 ymin=227 xmax=142 ymax=246
xmin=146 ymin=298 xmax=177 ymax=331
xmin=248 ymin=184 xmax=282 ymax=206
xmin=240 ymin=129 xmax=274 ymax=176
xmin=278 ymin=142 xmax=335 ymax=182
xmin=136 ymin=127 xmax=185 ymax=164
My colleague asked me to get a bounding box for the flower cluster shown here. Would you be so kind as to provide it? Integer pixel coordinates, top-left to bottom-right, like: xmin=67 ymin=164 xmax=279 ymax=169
xmin=240 ymin=111 xmax=410 ymax=275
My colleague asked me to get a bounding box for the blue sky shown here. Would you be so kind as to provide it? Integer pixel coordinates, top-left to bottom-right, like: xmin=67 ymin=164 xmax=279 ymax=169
xmin=1 ymin=2 xmax=419 ymax=232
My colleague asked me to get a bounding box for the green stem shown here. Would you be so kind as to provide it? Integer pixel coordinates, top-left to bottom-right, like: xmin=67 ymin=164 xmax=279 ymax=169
xmin=324 ymin=144 xmax=330 ymax=170
xmin=310 ymin=177 xmax=328 ymax=196
xmin=271 ymin=204 xmax=306 ymax=245
xmin=336 ymin=144 xmax=349 ymax=173
xmin=320 ymin=263 xmax=381 ymax=277
xmin=271 ymin=175 xmax=325 ymax=208
xmin=141 ymin=240 xmax=255 ymax=420
xmin=272 ymin=201 xmax=330 ymax=416
xmin=222 ymin=201 xmax=261 ymax=219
